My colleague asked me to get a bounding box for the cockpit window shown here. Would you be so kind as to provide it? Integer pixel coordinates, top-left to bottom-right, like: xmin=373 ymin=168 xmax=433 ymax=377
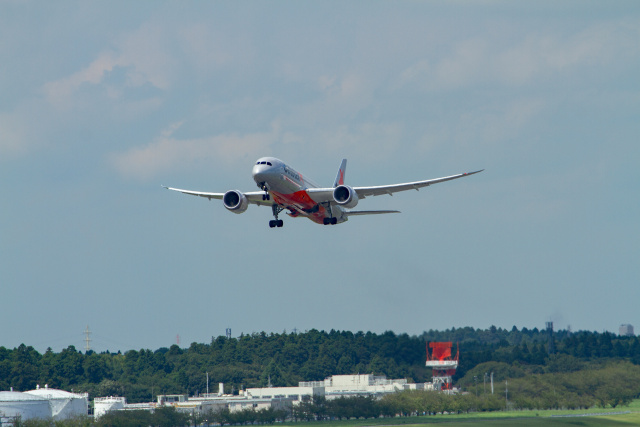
xmin=257 ymin=161 xmax=272 ymax=166
xmin=267 ymin=162 xmax=272 ymax=166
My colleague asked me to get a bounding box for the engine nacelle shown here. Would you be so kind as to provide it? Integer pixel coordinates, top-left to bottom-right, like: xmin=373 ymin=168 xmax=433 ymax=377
xmin=333 ymin=185 xmax=359 ymax=209
xmin=222 ymin=190 xmax=249 ymax=214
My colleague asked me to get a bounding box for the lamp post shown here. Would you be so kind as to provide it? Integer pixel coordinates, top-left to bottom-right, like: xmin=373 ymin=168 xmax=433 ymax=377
xmin=484 ymin=372 xmax=487 ymax=397
xmin=505 ymin=379 xmax=509 ymax=410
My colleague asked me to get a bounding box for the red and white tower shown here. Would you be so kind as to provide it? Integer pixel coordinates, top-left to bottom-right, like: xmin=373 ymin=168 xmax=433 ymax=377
xmin=425 ymin=342 xmax=459 ymax=391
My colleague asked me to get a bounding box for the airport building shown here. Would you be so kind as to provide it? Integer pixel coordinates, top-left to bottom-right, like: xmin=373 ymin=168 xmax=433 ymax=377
xmin=93 ymin=374 xmax=428 ymax=419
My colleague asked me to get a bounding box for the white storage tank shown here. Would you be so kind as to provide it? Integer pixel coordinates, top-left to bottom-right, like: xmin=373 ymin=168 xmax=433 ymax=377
xmin=25 ymin=387 xmax=88 ymax=420
xmin=93 ymin=396 xmax=126 ymax=419
xmin=0 ymin=391 xmax=51 ymax=423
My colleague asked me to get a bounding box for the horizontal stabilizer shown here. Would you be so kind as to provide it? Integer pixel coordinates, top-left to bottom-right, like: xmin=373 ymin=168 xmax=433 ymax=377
xmin=345 ymin=210 xmax=400 ymax=216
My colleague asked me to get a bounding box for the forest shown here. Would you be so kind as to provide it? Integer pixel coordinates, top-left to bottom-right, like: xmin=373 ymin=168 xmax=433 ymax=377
xmin=2 ymin=326 xmax=640 ymax=410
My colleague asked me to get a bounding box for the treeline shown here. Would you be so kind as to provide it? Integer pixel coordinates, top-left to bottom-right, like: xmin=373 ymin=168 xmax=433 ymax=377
xmin=2 ymin=327 xmax=640 ymax=404
xmin=14 ymin=361 xmax=640 ymax=427
xmin=13 ymin=407 xmax=201 ymax=427
xmin=94 ymin=406 xmax=287 ymax=427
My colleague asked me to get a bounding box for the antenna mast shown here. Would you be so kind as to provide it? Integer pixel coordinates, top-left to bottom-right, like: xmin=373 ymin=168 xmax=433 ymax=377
xmin=84 ymin=325 xmax=92 ymax=352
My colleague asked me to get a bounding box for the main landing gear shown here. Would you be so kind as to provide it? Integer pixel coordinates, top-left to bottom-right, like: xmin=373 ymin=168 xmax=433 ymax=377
xmin=269 ymin=205 xmax=284 ymax=228
xmin=322 ymin=202 xmax=338 ymax=225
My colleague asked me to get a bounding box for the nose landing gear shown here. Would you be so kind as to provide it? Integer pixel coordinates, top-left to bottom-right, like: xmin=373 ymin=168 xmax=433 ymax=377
xmin=257 ymin=182 xmax=271 ymax=201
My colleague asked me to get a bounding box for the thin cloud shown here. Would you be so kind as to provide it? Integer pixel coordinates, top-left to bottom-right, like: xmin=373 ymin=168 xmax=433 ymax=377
xmin=0 ymin=112 xmax=29 ymax=158
xmin=281 ymin=122 xmax=404 ymax=167
xmin=43 ymin=51 xmax=123 ymax=108
xmin=398 ymin=18 xmax=640 ymax=90
xmin=43 ymin=23 xmax=173 ymax=109
xmin=112 ymin=122 xmax=279 ymax=180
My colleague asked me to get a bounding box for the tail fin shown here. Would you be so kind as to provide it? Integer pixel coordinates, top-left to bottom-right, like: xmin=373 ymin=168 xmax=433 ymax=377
xmin=333 ymin=159 xmax=347 ymax=187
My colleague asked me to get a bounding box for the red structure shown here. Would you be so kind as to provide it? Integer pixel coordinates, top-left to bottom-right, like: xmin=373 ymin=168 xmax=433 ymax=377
xmin=425 ymin=342 xmax=459 ymax=391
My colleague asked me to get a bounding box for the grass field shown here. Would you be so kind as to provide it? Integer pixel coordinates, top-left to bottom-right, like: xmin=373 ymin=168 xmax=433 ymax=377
xmin=281 ymin=400 xmax=640 ymax=426
xmin=285 ymin=413 xmax=640 ymax=426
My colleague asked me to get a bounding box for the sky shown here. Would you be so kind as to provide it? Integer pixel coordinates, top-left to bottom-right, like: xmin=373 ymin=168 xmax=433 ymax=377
xmin=1 ymin=1 xmax=639 ymax=354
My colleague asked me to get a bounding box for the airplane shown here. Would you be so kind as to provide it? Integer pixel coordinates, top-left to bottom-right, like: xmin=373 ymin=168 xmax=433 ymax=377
xmin=164 ymin=157 xmax=483 ymax=228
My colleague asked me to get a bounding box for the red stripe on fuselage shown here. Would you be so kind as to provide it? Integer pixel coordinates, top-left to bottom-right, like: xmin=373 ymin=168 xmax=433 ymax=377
xmin=270 ymin=190 xmax=327 ymax=224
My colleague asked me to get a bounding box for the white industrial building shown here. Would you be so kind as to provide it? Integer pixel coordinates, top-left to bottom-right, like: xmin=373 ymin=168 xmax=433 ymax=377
xmin=94 ymin=374 xmax=426 ymax=419
xmin=245 ymin=384 xmax=325 ymax=401
xmin=93 ymin=396 xmax=127 ymax=419
xmin=0 ymin=391 xmax=52 ymax=424
xmin=25 ymin=386 xmax=88 ymax=420
xmin=321 ymin=374 xmax=425 ymax=398
xmin=247 ymin=374 xmax=425 ymax=402
xmin=94 ymin=393 xmax=292 ymax=419
xmin=0 ymin=387 xmax=88 ymax=424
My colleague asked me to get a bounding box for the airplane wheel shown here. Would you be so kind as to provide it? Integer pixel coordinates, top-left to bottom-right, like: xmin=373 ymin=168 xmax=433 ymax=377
xmin=269 ymin=220 xmax=276 ymax=228
xmin=331 ymin=218 xmax=338 ymax=225
xmin=323 ymin=218 xmax=330 ymax=225
xmin=277 ymin=220 xmax=284 ymax=227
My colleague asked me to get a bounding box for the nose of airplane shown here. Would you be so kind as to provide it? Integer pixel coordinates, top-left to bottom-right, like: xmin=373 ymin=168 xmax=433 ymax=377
xmin=252 ymin=162 xmax=271 ymax=187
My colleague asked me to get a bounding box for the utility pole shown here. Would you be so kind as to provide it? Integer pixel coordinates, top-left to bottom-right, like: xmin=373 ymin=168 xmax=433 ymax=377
xmin=505 ymin=380 xmax=508 ymax=410
xmin=474 ymin=376 xmax=478 ymax=397
xmin=206 ymin=372 xmax=209 ymax=395
xmin=491 ymin=372 xmax=494 ymax=395
xmin=483 ymin=372 xmax=487 ymax=397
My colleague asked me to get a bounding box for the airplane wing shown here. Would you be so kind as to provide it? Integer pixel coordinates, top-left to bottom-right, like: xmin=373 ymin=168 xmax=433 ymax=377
xmin=306 ymin=169 xmax=483 ymax=203
xmin=354 ymin=170 xmax=484 ymax=198
xmin=162 ymin=186 xmax=272 ymax=206
xmin=345 ymin=210 xmax=400 ymax=216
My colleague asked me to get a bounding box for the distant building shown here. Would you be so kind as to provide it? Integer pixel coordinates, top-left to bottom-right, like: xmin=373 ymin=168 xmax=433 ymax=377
xmin=25 ymin=386 xmax=88 ymax=420
xmin=298 ymin=374 xmax=420 ymax=399
xmin=0 ymin=386 xmax=88 ymax=425
xmin=94 ymin=396 xmax=127 ymax=419
xmin=94 ymin=374 xmax=428 ymax=419
xmin=0 ymin=391 xmax=50 ymax=425
xmin=619 ymin=324 xmax=635 ymax=336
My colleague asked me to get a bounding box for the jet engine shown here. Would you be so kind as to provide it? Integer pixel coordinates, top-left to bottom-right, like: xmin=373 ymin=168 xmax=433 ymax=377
xmin=333 ymin=185 xmax=359 ymax=209
xmin=222 ymin=190 xmax=249 ymax=214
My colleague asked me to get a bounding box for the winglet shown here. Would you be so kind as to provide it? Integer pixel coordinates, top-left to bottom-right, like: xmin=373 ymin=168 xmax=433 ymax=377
xmin=333 ymin=159 xmax=347 ymax=187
